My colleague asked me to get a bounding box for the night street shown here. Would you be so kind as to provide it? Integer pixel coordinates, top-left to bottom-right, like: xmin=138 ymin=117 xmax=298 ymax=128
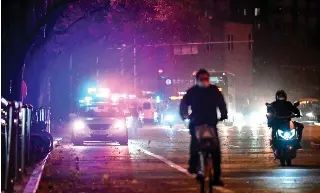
xmin=2 ymin=1 xmax=320 ymax=193
xmin=37 ymin=124 xmax=320 ymax=193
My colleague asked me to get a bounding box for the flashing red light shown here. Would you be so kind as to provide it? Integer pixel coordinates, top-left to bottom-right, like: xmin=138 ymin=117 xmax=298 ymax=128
xmin=158 ymin=69 xmax=163 ymax=74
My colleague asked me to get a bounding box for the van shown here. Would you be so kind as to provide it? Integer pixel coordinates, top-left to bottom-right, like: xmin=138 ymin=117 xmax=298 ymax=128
xmin=140 ymin=99 xmax=157 ymax=123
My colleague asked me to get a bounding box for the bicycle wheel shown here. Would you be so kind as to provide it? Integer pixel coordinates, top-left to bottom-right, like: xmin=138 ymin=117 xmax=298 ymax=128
xmin=198 ymin=152 xmax=206 ymax=193
xmin=206 ymin=154 xmax=214 ymax=193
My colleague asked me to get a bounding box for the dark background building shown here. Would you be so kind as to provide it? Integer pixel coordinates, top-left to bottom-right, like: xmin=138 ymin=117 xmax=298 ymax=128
xmin=229 ymin=0 xmax=320 ymax=100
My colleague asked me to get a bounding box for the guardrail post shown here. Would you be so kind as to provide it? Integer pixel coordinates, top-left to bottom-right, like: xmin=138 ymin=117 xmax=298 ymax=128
xmin=38 ymin=106 xmax=51 ymax=133
xmin=19 ymin=104 xmax=27 ymax=175
xmin=25 ymin=104 xmax=32 ymax=167
xmin=46 ymin=107 xmax=51 ymax=133
xmin=15 ymin=102 xmax=23 ymax=181
xmin=1 ymin=98 xmax=9 ymax=191
xmin=7 ymin=101 xmax=19 ymax=192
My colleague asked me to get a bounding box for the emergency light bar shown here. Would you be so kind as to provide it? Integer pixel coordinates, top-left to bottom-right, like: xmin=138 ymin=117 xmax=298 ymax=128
xmin=87 ymin=87 xmax=110 ymax=98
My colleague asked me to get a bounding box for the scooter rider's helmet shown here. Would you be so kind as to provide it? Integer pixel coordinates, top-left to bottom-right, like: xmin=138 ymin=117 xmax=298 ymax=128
xmin=275 ymin=90 xmax=287 ymax=101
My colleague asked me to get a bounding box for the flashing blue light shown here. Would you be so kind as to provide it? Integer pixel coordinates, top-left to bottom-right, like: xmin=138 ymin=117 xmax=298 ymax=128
xmin=84 ymin=96 xmax=93 ymax=102
xmin=79 ymin=96 xmax=93 ymax=105
xmin=156 ymin=96 xmax=161 ymax=103
xmin=88 ymin=88 xmax=97 ymax=94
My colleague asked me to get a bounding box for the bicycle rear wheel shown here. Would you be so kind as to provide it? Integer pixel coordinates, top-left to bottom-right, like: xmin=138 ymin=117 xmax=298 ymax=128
xmin=206 ymin=154 xmax=214 ymax=193
xmin=199 ymin=152 xmax=214 ymax=193
xmin=198 ymin=152 xmax=206 ymax=193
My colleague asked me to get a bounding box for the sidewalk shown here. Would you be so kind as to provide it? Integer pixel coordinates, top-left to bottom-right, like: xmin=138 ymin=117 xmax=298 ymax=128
xmin=19 ymin=137 xmax=62 ymax=193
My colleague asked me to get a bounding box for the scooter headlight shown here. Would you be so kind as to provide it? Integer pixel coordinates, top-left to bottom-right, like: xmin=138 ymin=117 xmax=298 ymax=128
xmin=278 ymin=129 xmax=296 ymax=140
xmin=164 ymin=114 xmax=174 ymax=122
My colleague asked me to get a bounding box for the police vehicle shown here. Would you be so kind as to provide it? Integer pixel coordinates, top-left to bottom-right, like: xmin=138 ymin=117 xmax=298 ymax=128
xmin=71 ymin=88 xmax=128 ymax=145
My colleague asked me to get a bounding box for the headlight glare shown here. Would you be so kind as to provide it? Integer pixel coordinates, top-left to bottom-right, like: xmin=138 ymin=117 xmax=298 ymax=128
xmin=164 ymin=114 xmax=174 ymax=122
xmin=114 ymin=119 xmax=125 ymax=129
xmin=73 ymin=120 xmax=85 ymax=132
xmin=278 ymin=129 xmax=296 ymax=140
xmin=306 ymin=112 xmax=314 ymax=117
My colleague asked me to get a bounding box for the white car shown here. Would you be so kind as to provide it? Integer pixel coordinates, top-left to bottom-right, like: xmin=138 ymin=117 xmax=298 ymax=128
xmin=71 ymin=103 xmax=128 ymax=145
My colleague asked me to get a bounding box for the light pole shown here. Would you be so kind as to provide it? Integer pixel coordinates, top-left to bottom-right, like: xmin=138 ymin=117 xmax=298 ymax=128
xmin=120 ymin=44 xmax=125 ymax=77
xmin=133 ymin=38 xmax=137 ymax=92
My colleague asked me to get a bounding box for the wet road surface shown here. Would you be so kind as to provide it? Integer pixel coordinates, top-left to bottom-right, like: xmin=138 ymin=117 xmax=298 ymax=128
xmin=38 ymin=124 xmax=320 ymax=193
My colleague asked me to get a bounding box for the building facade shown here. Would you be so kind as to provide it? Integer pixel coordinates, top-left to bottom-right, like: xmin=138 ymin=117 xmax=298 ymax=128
xmin=132 ymin=1 xmax=254 ymax=103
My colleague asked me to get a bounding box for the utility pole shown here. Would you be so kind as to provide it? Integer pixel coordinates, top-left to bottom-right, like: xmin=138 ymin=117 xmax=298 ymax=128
xmin=133 ymin=38 xmax=137 ymax=92
xmin=120 ymin=44 xmax=125 ymax=77
xmin=69 ymin=53 xmax=73 ymax=113
xmin=96 ymin=56 xmax=100 ymax=83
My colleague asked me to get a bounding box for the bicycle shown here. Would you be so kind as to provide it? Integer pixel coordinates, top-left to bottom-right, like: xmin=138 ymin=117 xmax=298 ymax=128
xmin=195 ymin=124 xmax=219 ymax=193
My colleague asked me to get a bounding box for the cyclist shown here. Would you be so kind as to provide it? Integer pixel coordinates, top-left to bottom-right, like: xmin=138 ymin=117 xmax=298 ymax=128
xmin=179 ymin=68 xmax=228 ymax=186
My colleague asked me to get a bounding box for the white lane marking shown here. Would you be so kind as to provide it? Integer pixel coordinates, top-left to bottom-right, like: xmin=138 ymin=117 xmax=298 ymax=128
xmin=133 ymin=145 xmax=235 ymax=193
xmin=177 ymin=128 xmax=189 ymax=132
xmin=228 ymin=145 xmax=240 ymax=148
xmin=133 ymin=145 xmax=192 ymax=177
xmin=222 ymin=175 xmax=320 ymax=180
xmin=23 ymin=139 xmax=60 ymax=193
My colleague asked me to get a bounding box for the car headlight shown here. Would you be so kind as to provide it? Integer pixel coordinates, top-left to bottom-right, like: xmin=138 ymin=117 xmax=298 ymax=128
xmin=235 ymin=112 xmax=244 ymax=120
xmin=114 ymin=119 xmax=125 ymax=129
xmin=164 ymin=114 xmax=174 ymax=122
xmin=249 ymin=112 xmax=259 ymax=125
xmin=73 ymin=120 xmax=85 ymax=132
xmin=153 ymin=112 xmax=158 ymax=121
xmin=306 ymin=112 xmax=314 ymax=117
xmin=277 ymin=129 xmax=295 ymax=140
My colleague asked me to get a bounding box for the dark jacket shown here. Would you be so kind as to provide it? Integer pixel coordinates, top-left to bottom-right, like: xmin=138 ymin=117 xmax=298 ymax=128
xmin=267 ymin=100 xmax=300 ymax=126
xmin=179 ymin=85 xmax=228 ymax=134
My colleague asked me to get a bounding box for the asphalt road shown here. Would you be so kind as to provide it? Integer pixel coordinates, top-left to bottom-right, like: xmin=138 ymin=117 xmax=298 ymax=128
xmin=37 ymin=124 xmax=320 ymax=193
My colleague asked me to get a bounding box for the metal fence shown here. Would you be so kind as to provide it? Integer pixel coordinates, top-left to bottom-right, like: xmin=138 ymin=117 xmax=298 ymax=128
xmin=1 ymin=97 xmax=52 ymax=192
xmin=33 ymin=106 xmax=51 ymax=133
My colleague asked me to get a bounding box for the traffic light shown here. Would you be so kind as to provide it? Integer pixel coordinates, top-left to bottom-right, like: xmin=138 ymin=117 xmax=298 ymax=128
xmin=158 ymin=69 xmax=164 ymax=80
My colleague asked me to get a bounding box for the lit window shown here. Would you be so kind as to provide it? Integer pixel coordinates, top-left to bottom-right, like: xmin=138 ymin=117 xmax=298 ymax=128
xmin=255 ymin=8 xmax=260 ymax=16
xmin=257 ymin=23 xmax=261 ymax=29
xmin=244 ymin=9 xmax=247 ymax=16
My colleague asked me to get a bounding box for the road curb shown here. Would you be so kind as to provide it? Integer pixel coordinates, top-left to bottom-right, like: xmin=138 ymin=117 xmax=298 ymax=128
xmin=22 ymin=138 xmax=61 ymax=193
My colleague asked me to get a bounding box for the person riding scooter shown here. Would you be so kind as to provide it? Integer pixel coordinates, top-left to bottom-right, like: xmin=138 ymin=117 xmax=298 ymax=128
xmin=267 ymin=90 xmax=304 ymax=148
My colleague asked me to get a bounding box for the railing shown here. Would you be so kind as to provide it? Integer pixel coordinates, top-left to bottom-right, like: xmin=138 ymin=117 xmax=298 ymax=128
xmin=1 ymin=98 xmax=32 ymax=192
xmin=33 ymin=106 xmax=51 ymax=133
xmin=1 ymin=97 xmax=52 ymax=193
